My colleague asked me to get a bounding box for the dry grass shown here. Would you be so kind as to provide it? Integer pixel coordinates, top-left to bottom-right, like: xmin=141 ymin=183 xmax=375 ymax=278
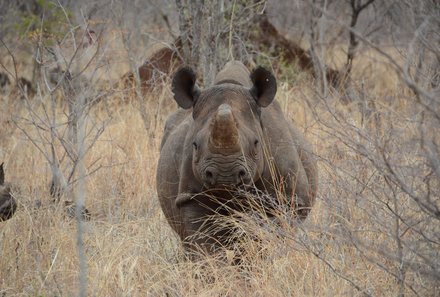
xmin=0 ymin=47 xmax=436 ymax=296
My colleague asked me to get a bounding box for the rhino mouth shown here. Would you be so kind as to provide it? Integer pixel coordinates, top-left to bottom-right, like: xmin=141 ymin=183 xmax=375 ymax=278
xmin=202 ymin=181 xmax=253 ymax=190
xmin=175 ymin=186 xmax=254 ymax=208
xmin=201 ymin=174 xmax=255 ymax=191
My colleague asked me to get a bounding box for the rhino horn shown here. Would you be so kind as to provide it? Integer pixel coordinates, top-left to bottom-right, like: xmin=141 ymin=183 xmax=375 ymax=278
xmin=210 ymin=104 xmax=239 ymax=148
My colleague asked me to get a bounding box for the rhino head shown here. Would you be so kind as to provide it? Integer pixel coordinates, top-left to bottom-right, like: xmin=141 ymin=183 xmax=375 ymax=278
xmin=172 ymin=65 xmax=277 ymax=190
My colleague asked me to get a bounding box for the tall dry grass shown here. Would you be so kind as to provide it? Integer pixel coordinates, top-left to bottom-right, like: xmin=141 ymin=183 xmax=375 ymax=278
xmin=0 ymin=48 xmax=437 ymax=297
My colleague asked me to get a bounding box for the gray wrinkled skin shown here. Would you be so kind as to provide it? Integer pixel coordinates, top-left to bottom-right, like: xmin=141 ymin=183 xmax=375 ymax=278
xmin=156 ymin=61 xmax=318 ymax=254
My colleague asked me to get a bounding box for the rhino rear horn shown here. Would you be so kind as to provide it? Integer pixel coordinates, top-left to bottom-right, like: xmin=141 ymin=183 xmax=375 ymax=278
xmin=172 ymin=66 xmax=200 ymax=109
xmin=210 ymin=104 xmax=239 ymax=148
xmin=250 ymin=66 xmax=277 ymax=107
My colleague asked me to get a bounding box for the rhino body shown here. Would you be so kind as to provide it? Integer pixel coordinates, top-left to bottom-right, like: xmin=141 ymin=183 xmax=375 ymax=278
xmin=156 ymin=61 xmax=317 ymax=253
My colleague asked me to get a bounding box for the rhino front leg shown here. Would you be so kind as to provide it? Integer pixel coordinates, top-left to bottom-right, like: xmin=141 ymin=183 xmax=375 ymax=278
xmin=286 ymin=169 xmax=312 ymax=221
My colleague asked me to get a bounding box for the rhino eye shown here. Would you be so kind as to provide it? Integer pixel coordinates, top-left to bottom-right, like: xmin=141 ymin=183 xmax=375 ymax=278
xmin=254 ymin=139 xmax=259 ymax=147
xmin=192 ymin=142 xmax=198 ymax=150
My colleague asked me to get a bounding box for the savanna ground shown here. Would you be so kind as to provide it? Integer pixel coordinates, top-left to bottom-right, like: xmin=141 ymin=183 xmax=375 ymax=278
xmin=1 ymin=3 xmax=439 ymax=296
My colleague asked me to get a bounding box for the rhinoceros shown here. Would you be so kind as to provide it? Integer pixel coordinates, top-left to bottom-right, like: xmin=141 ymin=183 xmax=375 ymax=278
xmin=156 ymin=61 xmax=317 ymax=253
xmin=0 ymin=163 xmax=17 ymax=221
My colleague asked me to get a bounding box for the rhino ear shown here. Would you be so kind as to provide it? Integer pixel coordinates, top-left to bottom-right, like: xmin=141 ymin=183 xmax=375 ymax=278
xmin=172 ymin=66 xmax=200 ymax=109
xmin=250 ymin=66 xmax=277 ymax=107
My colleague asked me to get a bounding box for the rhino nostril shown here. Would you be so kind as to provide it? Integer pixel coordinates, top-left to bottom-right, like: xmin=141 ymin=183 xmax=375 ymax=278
xmin=205 ymin=169 xmax=217 ymax=185
xmin=237 ymin=169 xmax=250 ymax=185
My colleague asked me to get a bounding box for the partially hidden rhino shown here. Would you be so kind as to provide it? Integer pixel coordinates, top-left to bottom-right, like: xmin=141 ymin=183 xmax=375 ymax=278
xmin=156 ymin=61 xmax=318 ymax=254
xmin=0 ymin=163 xmax=17 ymax=221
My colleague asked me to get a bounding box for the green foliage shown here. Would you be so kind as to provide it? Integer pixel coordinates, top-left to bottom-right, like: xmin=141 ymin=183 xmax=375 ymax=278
xmin=16 ymin=0 xmax=73 ymax=45
xmin=254 ymin=52 xmax=273 ymax=70
xmin=254 ymin=48 xmax=305 ymax=84
xmin=277 ymin=58 xmax=307 ymax=84
xmin=250 ymin=31 xmax=310 ymax=85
